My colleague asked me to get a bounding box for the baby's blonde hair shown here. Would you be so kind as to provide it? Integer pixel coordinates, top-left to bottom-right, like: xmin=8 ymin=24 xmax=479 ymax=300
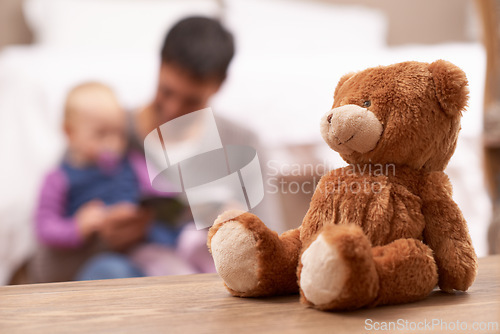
xmin=64 ymin=82 xmax=121 ymax=126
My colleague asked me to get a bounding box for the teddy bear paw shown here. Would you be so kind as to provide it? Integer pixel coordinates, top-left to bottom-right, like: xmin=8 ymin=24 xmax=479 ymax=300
xmin=210 ymin=220 xmax=259 ymax=293
xmin=300 ymin=233 xmax=348 ymax=306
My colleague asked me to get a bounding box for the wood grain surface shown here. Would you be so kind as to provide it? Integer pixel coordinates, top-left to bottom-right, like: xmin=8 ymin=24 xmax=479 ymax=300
xmin=1 ymin=256 xmax=499 ymax=334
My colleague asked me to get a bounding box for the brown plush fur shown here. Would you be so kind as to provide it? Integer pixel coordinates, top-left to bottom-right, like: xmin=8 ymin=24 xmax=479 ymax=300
xmin=208 ymin=60 xmax=477 ymax=311
xmin=298 ymin=224 xmax=379 ymax=311
xmin=208 ymin=213 xmax=301 ymax=297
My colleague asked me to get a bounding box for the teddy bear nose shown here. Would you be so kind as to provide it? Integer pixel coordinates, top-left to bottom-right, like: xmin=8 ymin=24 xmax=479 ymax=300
xmin=329 ymin=111 xmax=359 ymax=144
xmin=324 ymin=104 xmax=383 ymax=153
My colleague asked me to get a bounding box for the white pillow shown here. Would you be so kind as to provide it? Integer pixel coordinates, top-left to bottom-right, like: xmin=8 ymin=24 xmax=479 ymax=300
xmin=223 ymin=0 xmax=388 ymax=56
xmin=23 ymin=0 xmax=221 ymax=52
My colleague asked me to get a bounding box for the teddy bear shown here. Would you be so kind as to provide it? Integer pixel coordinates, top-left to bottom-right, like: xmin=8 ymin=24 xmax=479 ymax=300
xmin=207 ymin=60 xmax=478 ymax=311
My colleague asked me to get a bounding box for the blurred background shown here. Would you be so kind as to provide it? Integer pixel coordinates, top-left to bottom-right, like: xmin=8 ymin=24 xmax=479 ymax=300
xmin=0 ymin=0 xmax=497 ymax=285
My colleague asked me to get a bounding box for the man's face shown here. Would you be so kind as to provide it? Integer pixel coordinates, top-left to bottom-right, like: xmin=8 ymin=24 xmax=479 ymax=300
xmin=153 ymin=62 xmax=221 ymax=123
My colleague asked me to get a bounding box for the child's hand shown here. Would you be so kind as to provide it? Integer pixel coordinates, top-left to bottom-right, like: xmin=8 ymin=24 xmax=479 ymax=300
xmin=99 ymin=202 xmax=153 ymax=251
xmin=75 ymin=200 xmax=106 ymax=238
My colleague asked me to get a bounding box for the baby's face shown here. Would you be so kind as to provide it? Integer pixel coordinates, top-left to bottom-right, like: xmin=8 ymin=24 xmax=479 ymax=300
xmin=66 ymin=105 xmax=127 ymax=164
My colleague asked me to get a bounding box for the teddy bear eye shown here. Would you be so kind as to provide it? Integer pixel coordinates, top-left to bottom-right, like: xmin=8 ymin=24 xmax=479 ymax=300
xmin=363 ymin=100 xmax=371 ymax=107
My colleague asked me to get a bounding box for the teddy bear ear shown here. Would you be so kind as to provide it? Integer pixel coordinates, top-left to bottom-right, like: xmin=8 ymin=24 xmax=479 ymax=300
xmin=428 ymin=60 xmax=469 ymax=117
xmin=334 ymin=72 xmax=355 ymax=97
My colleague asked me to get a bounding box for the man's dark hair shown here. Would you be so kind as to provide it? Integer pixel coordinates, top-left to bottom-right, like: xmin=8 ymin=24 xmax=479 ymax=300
xmin=161 ymin=16 xmax=235 ymax=83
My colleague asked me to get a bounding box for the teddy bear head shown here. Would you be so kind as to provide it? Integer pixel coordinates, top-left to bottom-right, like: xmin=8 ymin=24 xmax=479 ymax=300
xmin=320 ymin=60 xmax=469 ymax=172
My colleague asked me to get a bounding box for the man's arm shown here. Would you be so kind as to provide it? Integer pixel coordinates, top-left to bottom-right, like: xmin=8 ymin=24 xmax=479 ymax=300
xmin=421 ymin=172 xmax=477 ymax=292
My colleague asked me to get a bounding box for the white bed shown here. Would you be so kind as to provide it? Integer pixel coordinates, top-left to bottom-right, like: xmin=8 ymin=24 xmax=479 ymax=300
xmin=0 ymin=0 xmax=489 ymax=284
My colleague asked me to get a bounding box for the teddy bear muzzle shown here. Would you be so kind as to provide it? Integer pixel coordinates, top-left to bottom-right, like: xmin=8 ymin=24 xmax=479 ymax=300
xmin=321 ymin=104 xmax=383 ymax=154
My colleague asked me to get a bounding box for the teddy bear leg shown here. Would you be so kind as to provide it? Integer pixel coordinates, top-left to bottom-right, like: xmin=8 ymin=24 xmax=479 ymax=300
xmin=299 ymin=224 xmax=379 ymax=311
xmin=370 ymin=238 xmax=438 ymax=306
xmin=208 ymin=210 xmax=301 ymax=297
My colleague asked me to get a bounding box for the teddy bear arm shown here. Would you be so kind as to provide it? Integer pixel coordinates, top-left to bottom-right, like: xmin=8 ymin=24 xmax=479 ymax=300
xmin=421 ymin=172 xmax=478 ymax=292
xmin=422 ymin=197 xmax=477 ymax=292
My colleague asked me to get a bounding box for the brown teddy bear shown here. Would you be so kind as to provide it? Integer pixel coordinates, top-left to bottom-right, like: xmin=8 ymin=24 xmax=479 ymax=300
xmin=207 ymin=60 xmax=478 ymax=311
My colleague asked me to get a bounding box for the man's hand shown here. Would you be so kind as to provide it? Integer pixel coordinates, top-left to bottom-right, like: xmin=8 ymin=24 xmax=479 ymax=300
xmin=75 ymin=200 xmax=106 ymax=239
xmin=99 ymin=202 xmax=153 ymax=252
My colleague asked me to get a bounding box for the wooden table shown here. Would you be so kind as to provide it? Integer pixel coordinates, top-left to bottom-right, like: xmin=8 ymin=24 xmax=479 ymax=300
xmin=1 ymin=256 xmax=499 ymax=334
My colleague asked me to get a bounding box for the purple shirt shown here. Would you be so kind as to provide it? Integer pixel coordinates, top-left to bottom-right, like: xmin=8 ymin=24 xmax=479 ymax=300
xmin=35 ymin=151 xmax=169 ymax=249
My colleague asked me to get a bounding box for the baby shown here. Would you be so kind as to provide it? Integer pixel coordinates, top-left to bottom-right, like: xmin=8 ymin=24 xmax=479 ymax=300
xmin=33 ymin=82 xmax=213 ymax=282
xmin=36 ymin=82 xmax=139 ymax=248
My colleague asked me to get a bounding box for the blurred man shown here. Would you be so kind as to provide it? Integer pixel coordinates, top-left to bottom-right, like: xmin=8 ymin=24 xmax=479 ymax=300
xmin=138 ymin=16 xmax=235 ymax=129
xmin=72 ymin=17 xmax=280 ymax=280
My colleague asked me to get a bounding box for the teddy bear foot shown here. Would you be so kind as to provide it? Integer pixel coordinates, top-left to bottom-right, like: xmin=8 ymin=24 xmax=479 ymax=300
xmin=300 ymin=233 xmax=346 ymax=306
xmin=299 ymin=224 xmax=379 ymax=311
xmin=209 ymin=212 xmax=259 ymax=294
xmin=208 ymin=211 xmax=300 ymax=297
